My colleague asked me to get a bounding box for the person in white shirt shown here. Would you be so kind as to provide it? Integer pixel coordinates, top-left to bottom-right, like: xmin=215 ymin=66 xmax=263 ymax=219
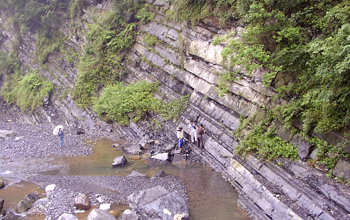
xmin=188 ymin=120 xmax=197 ymax=143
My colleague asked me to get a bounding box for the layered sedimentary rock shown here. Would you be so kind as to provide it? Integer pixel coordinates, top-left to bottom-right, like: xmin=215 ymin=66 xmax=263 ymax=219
xmin=0 ymin=0 xmax=349 ymax=219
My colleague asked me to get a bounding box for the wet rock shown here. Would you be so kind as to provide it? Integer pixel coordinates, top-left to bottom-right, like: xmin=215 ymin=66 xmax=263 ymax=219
xmin=0 ymin=178 xmax=4 ymax=189
xmin=0 ymin=197 xmax=4 ymax=213
xmin=57 ymin=213 xmax=78 ymax=220
xmin=122 ymin=144 xmax=142 ymax=155
xmin=122 ymin=209 xmax=139 ymax=220
xmin=87 ymin=208 xmax=116 ymax=220
xmin=128 ymin=185 xmax=189 ymax=220
xmin=112 ymin=156 xmax=128 ymax=168
xmin=127 ymin=171 xmax=147 ymax=177
xmin=74 ymin=193 xmax=90 ymax=210
xmin=333 ymin=158 xmax=350 ymax=180
xmin=153 ymin=171 xmax=166 ymax=178
xmin=3 ymin=211 xmax=20 ymax=220
xmin=15 ymin=192 xmax=40 ymax=213
xmin=0 ymin=130 xmax=16 ymax=138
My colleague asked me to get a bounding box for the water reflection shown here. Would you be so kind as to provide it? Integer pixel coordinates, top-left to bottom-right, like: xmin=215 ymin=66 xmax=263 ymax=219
xmin=47 ymin=138 xmax=250 ymax=220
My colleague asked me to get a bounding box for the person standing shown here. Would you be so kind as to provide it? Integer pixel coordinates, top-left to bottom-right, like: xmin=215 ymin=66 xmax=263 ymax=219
xmin=188 ymin=120 xmax=197 ymax=143
xmin=58 ymin=128 xmax=64 ymax=147
xmin=196 ymin=124 xmax=206 ymax=151
xmin=177 ymin=127 xmax=184 ymax=149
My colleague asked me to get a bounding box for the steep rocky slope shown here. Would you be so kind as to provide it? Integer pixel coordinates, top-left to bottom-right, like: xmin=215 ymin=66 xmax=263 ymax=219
xmin=0 ymin=0 xmax=350 ymax=219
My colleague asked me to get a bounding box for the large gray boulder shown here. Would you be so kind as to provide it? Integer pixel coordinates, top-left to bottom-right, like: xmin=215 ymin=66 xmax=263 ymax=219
xmin=74 ymin=193 xmax=90 ymax=210
xmin=128 ymin=185 xmax=189 ymax=220
xmin=112 ymin=156 xmax=128 ymax=168
xmin=87 ymin=208 xmax=116 ymax=220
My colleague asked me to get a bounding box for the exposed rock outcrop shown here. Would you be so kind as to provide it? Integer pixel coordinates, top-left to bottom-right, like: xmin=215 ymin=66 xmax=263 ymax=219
xmin=0 ymin=1 xmax=349 ymax=220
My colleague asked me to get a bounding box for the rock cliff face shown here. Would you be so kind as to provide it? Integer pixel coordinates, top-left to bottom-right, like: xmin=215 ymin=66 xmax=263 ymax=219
xmin=0 ymin=0 xmax=350 ymax=219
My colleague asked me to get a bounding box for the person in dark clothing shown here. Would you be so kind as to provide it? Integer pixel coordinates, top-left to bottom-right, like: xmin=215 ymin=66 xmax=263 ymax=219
xmin=58 ymin=128 xmax=64 ymax=147
xmin=196 ymin=124 xmax=206 ymax=151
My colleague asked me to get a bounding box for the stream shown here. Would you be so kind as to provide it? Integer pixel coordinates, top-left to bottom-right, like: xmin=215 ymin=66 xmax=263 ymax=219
xmin=0 ymin=137 xmax=251 ymax=220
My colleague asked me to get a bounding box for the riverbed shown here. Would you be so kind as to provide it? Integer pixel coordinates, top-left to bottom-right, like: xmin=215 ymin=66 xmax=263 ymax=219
xmin=0 ymin=122 xmax=250 ymax=219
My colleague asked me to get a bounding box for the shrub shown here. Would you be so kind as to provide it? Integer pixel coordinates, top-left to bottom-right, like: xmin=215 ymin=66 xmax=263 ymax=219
xmin=1 ymin=71 xmax=54 ymax=112
xmin=93 ymin=81 xmax=189 ymax=125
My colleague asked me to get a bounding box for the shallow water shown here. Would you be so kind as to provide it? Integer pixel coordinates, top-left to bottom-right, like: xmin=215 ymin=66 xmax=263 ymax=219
xmin=0 ymin=138 xmax=250 ymax=220
xmin=49 ymin=138 xmax=250 ymax=220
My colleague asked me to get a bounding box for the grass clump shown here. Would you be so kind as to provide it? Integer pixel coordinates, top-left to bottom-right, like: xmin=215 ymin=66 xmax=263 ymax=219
xmin=1 ymin=71 xmax=54 ymax=112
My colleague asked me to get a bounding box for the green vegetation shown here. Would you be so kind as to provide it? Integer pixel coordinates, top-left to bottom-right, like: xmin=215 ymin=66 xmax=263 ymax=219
xmin=143 ymin=33 xmax=159 ymax=47
xmin=93 ymin=80 xmax=189 ymax=125
xmin=1 ymin=71 xmax=53 ymax=112
xmin=170 ymin=0 xmax=350 ymax=166
xmin=136 ymin=5 xmax=155 ymax=24
xmin=235 ymin=114 xmax=298 ymax=161
xmin=72 ymin=1 xmax=143 ymax=108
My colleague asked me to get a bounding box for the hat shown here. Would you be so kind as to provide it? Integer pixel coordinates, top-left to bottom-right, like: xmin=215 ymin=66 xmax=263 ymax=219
xmin=177 ymin=127 xmax=183 ymax=131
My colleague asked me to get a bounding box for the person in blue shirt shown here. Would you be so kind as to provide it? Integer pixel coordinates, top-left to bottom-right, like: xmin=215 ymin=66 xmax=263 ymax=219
xmin=176 ymin=127 xmax=184 ymax=149
xmin=58 ymin=128 xmax=64 ymax=147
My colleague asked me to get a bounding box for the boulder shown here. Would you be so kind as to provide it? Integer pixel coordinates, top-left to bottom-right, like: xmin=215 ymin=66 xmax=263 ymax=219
xmin=15 ymin=192 xmax=40 ymax=213
xmin=0 ymin=178 xmax=4 ymax=189
xmin=87 ymin=208 xmax=116 ymax=220
xmin=122 ymin=144 xmax=142 ymax=155
xmin=0 ymin=130 xmax=16 ymax=139
xmin=74 ymin=193 xmax=90 ymax=210
xmin=122 ymin=209 xmax=139 ymax=220
xmin=128 ymin=185 xmax=189 ymax=220
xmin=112 ymin=156 xmax=128 ymax=168
xmin=292 ymin=136 xmax=312 ymax=162
xmin=57 ymin=213 xmax=78 ymax=220
xmin=333 ymin=158 xmax=350 ymax=180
